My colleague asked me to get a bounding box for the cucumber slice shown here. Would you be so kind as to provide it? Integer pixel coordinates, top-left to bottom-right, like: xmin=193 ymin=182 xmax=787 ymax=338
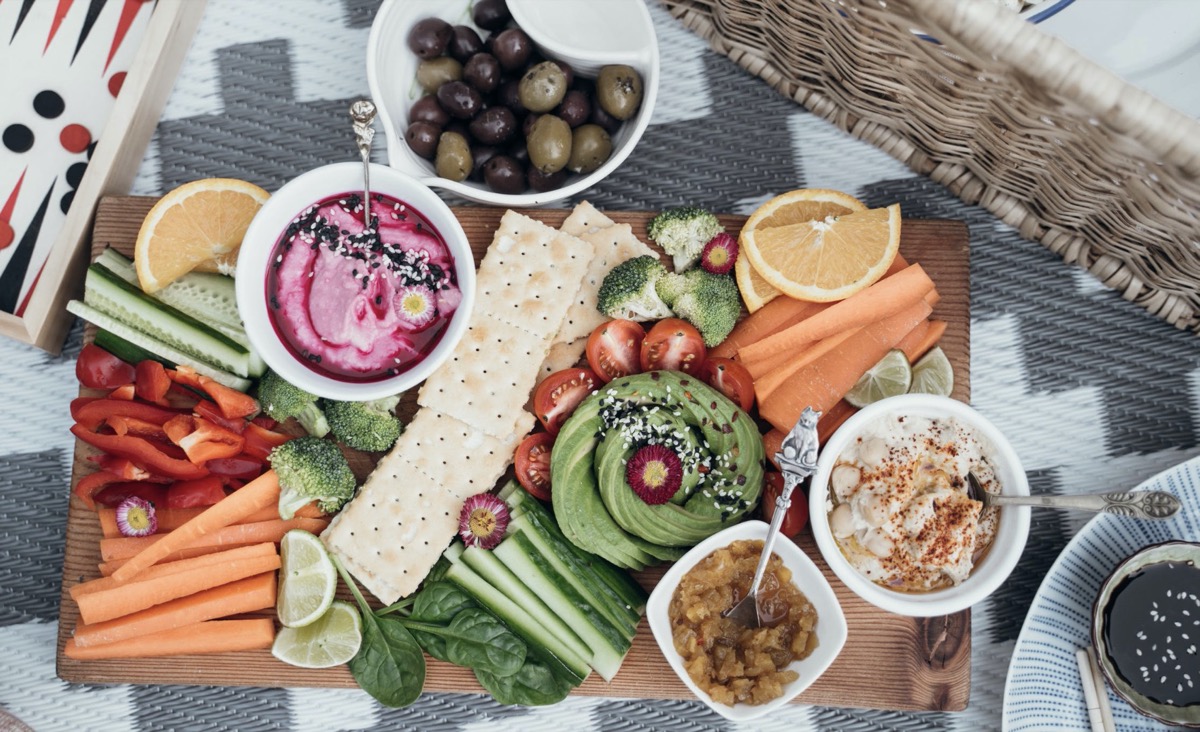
xmin=443 ymin=550 xmax=589 ymax=684
xmin=67 ymin=301 xmax=252 ymax=391
xmin=93 ymin=330 xmax=176 ymax=369
xmin=84 ymin=263 xmax=251 ymax=377
xmin=507 ymin=513 xmax=640 ymax=635
xmin=495 ymin=532 xmax=631 ymax=681
xmin=90 ymin=251 xmax=265 ymax=377
xmin=506 ymin=487 xmax=648 ymax=612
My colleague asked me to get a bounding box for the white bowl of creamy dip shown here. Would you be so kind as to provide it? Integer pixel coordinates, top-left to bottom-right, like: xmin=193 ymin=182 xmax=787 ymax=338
xmin=809 ymin=394 xmax=1030 ymax=617
xmin=237 ymin=162 xmax=474 ymax=401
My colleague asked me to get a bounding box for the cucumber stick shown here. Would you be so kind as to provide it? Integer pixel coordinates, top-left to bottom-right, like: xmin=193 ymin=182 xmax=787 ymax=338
xmin=494 ymin=532 xmax=631 ymax=681
xmin=67 ymin=301 xmax=251 ymax=391
xmin=443 ymin=548 xmax=590 ymax=684
xmin=93 ymin=329 xmax=176 ymax=369
xmin=93 ymin=250 xmax=265 ymax=377
xmin=84 ymin=263 xmax=250 ymax=377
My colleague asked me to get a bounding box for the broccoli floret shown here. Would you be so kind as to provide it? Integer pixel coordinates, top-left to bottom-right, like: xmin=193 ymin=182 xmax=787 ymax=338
xmin=669 ymin=269 xmax=742 ymax=347
xmin=596 ymin=255 xmax=673 ymax=321
xmin=269 ymin=436 xmax=356 ymax=519
xmin=256 ymin=370 xmax=330 ymax=437
xmin=324 ymin=395 xmax=404 ymax=452
xmin=646 ymin=207 xmax=723 ymax=272
xmin=655 ymin=271 xmax=688 ymax=309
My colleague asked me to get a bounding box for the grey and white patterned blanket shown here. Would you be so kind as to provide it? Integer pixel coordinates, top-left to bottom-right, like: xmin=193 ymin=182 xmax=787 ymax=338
xmin=2 ymin=1 xmax=1198 ymax=730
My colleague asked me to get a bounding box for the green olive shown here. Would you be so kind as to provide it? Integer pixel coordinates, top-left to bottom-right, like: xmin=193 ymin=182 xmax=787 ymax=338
xmin=526 ymin=115 xmax=572 ymax=175
xmin=416 ymin=57 xmax=462 ymax=94
xmin=435 ymin=131 xmax=472 ymax=181
xmin=518 ymin=61 xmax=568 ymax=114
xmin=567 ymin=124 xmax=612 ymax=174
xmin=596 ymin=64 xmax=643 ymax=121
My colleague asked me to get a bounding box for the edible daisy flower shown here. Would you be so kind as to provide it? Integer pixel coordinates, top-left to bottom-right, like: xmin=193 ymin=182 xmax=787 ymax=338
xmin=458 ymin=492 xmax=510 ymax=550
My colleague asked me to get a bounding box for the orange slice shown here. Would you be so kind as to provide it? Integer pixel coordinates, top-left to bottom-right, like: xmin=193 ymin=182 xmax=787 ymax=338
xmin=736 ymin=189 xmax=867 ymax=311
xmin=741 ymin=203 xmax=902 ymax=302
xmin=135 ymin=178 xmax=270 ymax=293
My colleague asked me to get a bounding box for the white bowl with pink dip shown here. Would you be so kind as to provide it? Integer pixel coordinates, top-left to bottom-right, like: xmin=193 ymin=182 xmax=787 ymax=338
xmin=237 ymin=162 xmax=474 ymax=401
xmin=809 ymin=394 xmax=1030 ymax=617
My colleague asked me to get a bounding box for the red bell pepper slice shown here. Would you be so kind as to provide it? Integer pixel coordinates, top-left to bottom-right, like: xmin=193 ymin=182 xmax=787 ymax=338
xmin=163 ymin=415 xmax=245 ymax=464
xmin=76 ymin=344 xmax=136 ymax=390
xmin=106 ymin=415 xmax=168 ymax=440
xmin=73 ymin=470 xmax=125 ymax=509
xmin=88 ymin=455 xmax=150 ymax=481
xmin=168 ymin=366 xmax=258 ymax=420
xmin=93 ymin=481 xmax=168 ymax=509
xmin=70 ymin=424 xmax=209 ymax=480
xmin=252 ymin=415 xmax=278 ymax=430
xmin=242 ymin=422 xmax=293 ymax=461
xmin=72 ymin=398 xmax=185 ymax=431
xmin=193 ymin=399 xmax=247 ymax=434
xmin=165 ymin=475 xmax=229 ymax=509
xmin=135 ymin=360 xmax=171 ymax=405
xmin=108 ymin=384 xmax=136 ymax=400
xmin=205 ymin=454 xmax=265 ymax=481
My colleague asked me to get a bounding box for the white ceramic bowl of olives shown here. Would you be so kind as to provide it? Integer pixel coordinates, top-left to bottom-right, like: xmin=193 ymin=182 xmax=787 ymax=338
xmin=367 ymin=0 xmax=659 ymax=207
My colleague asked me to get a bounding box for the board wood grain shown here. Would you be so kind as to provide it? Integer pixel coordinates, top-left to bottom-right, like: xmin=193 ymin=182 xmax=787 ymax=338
xmin=57 ymin=196 xmax=971 ymax=712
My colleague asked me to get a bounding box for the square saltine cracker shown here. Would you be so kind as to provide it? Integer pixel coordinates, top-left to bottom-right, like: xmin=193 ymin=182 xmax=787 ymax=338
xmin=394 ymin=407 xmax=532 ymax=497
xmin=553 ymin=222 xmax=658 ymax=344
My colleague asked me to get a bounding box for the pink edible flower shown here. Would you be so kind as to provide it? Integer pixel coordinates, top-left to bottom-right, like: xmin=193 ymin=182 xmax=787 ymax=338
xmin=116 ymin=497 xmax=157 ymax=537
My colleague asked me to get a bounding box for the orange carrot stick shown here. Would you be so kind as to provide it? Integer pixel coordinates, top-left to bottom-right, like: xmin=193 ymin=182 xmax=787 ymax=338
xmin=99 ymin=544 xmax=258 ymax=576
xmin=71 ymin=571 xmax=277 ymax=648
xmin=77 ymin=552 xmax=281 ymax=624
xmin=759 ymin=299 xmax=933 ymax=432
xmin=110 ymin=470 xmax=281 ymax=583
xmin=73 ymin=543 xmax=277 ymax=598
xmin=753 ymin=327 xmax=863 ymax=401
xmin=710 ymin=298 xmax=824 ymax=360
xmin=739 ymin=263 xmax=935 ymax=365
xmin=97 ymin=502 xmax=324 ymax=539
xmin=100 ymin=517 xmax=327 ymax=563
xmin=65 ymin=618 xmax=275 ymax=659
xmin=899 ymin=319 xmax=947 ymax=363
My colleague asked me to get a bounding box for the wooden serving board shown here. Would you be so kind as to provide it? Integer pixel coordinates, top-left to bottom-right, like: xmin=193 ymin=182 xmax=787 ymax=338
xmin=58 ymin=196 xmax=971 ymax=712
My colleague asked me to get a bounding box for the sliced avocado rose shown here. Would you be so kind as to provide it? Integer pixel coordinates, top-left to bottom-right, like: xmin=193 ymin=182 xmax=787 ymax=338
xmin=551 ymin=370 xmax=764 ymax=569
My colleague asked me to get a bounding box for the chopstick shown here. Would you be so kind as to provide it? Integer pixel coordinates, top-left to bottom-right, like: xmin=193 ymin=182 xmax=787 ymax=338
xmin=1076 ymin=647 xmax=1115 ymax=732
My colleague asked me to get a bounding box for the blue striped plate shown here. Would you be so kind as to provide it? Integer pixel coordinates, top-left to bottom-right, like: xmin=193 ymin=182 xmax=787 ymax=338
xmin=1003 ymin=455 xmax=1200 ymax=730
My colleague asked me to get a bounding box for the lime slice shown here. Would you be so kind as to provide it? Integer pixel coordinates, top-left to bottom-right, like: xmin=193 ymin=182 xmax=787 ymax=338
xmin=909 ymin=346 xmax=954 ymax=397
xmin=271 ymin=600 xmax=363 ymax=668
xmin=845 ymin=349 xmax=912 ymax=407
xmin=277 ymin=529 xmax=337 ymax=628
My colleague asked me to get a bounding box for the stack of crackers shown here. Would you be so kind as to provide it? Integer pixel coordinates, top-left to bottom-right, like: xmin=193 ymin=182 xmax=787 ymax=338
xmin=323 ymin=203 xmax=654 ymax=604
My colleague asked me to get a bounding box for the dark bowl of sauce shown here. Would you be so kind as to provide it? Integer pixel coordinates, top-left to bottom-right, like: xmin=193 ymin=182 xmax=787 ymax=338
xmin=1092 ymin=540 xmax=1200 ymax=728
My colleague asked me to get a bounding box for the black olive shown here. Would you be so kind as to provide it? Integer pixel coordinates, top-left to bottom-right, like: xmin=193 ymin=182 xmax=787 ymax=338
xmin=448 ymin=25 xmax=483 ymax=61
xmin=497 ymin=78 xmax=526 ymax=116
xmin=555 ymin=90 xmax=591 ymax=128
xmin=491 ymin=28 xmax=532 ymax=72
xmin=407 ymin=18 xmax=452 ymax=59
xmin=527 ymin=166 xmax=568 ymax=192
xmin=404 ymin=121 xmax=441 ymax=160
xmin=470 ymin=144 xmax=500 ymax=181
xmin=469 ymin=106 xmax=517 ymax=145
xmin=589 ymin=98 xmax=622 ymax=134
xmin=484 ymin=155 xmax=526 ymax=194
xmin=463 ymin=53 xmax=502 ymax=95
xmin=409 ymin=95 xmax=449 ymax=127
xmin=472 ymin=0 xmax=511 ymax=31
xmin=508 ymin=140 xmax=529 ymax=166
xmin=436 ymin=80 xmax=483 ymax=120
xmin=553 ymin=60 xmax=574 ymax=89
xmin=522 ymin=112 xmax=541 ymax=138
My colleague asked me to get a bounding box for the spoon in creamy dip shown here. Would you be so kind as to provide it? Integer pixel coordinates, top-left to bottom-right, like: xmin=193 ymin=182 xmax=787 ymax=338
xmin=966 ymin=473 xmax=1180 ymax=519
xmin=349 ymin=99 xmax=377 ymax=228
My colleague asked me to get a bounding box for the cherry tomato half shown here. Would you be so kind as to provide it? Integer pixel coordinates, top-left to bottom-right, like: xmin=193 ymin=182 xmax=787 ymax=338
xmin=640 ymin=318 xmax=706 ymax=374
xmin=586 ymin=319 xmax=645 ymax=384
xmin=761 ymin=472 xmax=809 ymax=537
xmin=76 ymin=344 xmax=136 ymax=390
xmin=514 ymin=432 xmax=554 ymax=501
xmin=533 ymin=368 xmax=599 ymax=435
xmin=702 ymin=357 xmax=756 ymax=412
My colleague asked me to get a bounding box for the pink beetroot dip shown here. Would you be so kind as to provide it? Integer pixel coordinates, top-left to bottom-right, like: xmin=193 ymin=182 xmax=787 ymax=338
xmin=267 ymin=192 xmax=461 ymax=382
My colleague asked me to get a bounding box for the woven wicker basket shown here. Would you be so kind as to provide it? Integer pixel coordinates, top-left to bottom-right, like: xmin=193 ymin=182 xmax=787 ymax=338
xmin=664 ymin=0 xmax=1200 ymax=333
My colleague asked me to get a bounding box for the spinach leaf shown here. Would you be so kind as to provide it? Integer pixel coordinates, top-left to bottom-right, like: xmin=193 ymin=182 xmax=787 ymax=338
xmin=403 ymin=608 xmax=526 ymax=677
xmin=411 ymin=581 xmax=476 ymax=624
xmin=333 ymin=554 xmax=426 ymax=708
xmin=474 ymin=656 xmax=573 ymax=706
xmin=349 ymin=614 xmax=426 ymax=708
